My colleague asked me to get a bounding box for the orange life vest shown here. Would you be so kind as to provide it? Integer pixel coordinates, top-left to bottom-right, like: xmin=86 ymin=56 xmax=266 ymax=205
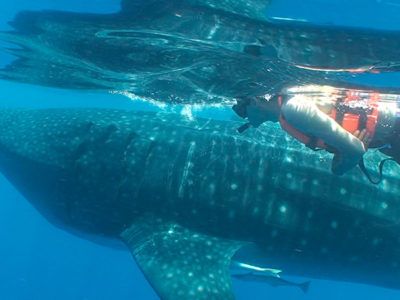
xmin=278 ymin=92 xmax=380 ymax=150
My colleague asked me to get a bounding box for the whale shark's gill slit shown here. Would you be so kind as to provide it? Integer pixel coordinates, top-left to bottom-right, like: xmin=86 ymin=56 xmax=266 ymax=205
xmin=178 ymin=142 xmax=196 ymax=198
xmin=111 ymin=131 xmax=139 ymax=208
xmin=100 ymin=123 xmax=119 ymax=143
xmin=122 ymin=131 xmax=139 ymax=162
xmin=127 ymin=138 xmax=158 ymax=204
xmin=71 ymin=121 xmax=95 ymax=160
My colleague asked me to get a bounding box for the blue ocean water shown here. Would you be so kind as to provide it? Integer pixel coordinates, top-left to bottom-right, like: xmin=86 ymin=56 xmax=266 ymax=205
xmin=1 ymin=1 xmax=400 ymax=299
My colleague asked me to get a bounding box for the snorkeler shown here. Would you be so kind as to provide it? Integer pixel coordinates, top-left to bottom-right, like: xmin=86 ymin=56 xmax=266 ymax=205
xmin=233 ymin=85 xmax=400 ymax=181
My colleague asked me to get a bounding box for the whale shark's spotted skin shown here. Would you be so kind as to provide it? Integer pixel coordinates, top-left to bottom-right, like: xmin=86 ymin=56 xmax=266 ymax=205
xmin=0 ymin=108 xmax=400 ymax=299
xmin=2 ymin=0 xmax=400 ymax=105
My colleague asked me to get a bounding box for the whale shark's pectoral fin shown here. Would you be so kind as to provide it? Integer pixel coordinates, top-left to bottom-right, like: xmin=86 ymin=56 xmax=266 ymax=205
xmin=120 ymin=216 xmax=244 ymax=300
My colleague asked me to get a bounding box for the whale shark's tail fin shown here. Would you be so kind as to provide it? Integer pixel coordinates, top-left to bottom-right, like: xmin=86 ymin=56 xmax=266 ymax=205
xmin=121 ymin=216 xmax=244 ymax=299
xmin=299 ymin=280 xmax=311 ymax=294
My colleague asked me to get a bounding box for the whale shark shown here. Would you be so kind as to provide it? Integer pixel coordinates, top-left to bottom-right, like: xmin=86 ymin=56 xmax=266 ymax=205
xmin=0 ymin=108 xmax=399 ymax=299
xmin=2 ymin=0 xmax=400 ymax=105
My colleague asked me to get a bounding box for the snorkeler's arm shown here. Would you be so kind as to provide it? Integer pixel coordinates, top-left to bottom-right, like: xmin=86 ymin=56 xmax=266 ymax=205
xmin=281 ymin=95 xmax=366 ymax=175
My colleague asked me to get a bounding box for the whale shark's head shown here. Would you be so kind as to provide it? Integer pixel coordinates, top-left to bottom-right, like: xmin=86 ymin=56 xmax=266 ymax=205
xmin=0 ymin=109 xmax=153 ymax=236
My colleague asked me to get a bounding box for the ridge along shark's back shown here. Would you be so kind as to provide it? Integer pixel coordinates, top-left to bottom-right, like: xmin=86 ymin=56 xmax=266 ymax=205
xmin=0 ymin=108 xmax=400 ymax=299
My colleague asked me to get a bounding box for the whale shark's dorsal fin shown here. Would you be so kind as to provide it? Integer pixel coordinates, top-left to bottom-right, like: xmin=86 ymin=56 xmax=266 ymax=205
xmin=121 ymin=216 xmax=244 ymax=299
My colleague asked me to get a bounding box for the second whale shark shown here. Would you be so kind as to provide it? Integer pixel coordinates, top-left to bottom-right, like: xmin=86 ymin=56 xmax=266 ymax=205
xmin=2 ymin=0 xmax=400 ymax=105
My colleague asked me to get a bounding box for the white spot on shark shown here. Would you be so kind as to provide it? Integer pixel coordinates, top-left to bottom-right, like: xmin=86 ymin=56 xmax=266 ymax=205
xmin=331 ymin=221 xmax=338 ymax=229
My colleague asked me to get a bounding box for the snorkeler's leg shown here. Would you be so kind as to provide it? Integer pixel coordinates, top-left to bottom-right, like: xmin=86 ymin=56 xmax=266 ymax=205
xmin=281 ymin=95 xmax=366 ymax=175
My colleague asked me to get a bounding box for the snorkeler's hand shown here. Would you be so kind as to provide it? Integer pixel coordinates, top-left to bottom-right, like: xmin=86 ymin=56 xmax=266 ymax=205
xmin=353 ymin=129 xmax=371 ymax=150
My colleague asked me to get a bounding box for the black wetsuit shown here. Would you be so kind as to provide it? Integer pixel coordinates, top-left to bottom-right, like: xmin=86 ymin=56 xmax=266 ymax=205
xmin=379 ymin=118 xmax=400 ymax=164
